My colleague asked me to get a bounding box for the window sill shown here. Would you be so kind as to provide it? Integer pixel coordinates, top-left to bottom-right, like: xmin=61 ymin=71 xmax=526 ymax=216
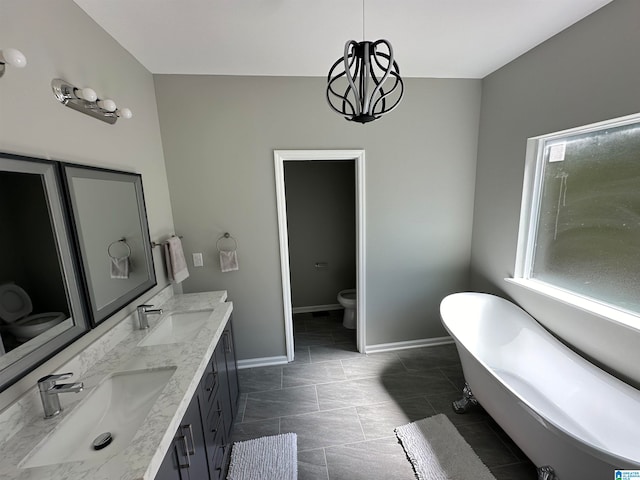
xmin=504 ymin=277 xmax=640 ymax=333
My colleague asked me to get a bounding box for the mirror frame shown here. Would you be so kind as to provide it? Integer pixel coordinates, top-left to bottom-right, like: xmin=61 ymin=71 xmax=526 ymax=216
xmin=61 ymin=164 xmax=157 ymax=327
xmin=0 ymin=152 xmax=90 ymax=391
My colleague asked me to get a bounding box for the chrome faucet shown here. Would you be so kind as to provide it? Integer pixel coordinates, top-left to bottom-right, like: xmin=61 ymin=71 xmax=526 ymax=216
xmin=137 ymin=304 xmax=163 ymax=329
xmin=38 ymin=372 xmax=84 ymax=419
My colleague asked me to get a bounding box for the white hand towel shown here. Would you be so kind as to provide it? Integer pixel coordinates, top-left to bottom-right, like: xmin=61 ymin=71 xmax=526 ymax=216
xmin=220 ymin=250 xmax=239 ymax=273
xmin=165 ymin=236 xmax=190 ymax=283
xmin=110 ymin=256 xmax=129 ymax=279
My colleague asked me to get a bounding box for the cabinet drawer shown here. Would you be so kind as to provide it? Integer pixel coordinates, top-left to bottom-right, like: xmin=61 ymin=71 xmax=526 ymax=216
xmin=205 ymin=398 xmax=224 ymax=434
xmin=210 ymin=426 xmax=229 ymax=478
xmin=200 ymin=368 xmax=219 ymax=402
xmin=204 ymin=409 xmax=228 ymax=479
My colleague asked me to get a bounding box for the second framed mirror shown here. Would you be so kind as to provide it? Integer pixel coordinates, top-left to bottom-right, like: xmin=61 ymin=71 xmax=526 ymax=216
xmin=62 ymin=164 xmax=156 ymax=326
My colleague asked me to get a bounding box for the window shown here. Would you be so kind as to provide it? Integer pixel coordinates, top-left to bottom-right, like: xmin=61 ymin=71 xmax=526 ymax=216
xmin=513 ymin=113 xmax=640 ymax=323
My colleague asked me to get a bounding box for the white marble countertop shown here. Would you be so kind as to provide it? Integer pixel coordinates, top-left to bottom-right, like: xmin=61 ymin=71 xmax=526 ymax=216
xmin=0 ymin=291 xmax=232 ymax=480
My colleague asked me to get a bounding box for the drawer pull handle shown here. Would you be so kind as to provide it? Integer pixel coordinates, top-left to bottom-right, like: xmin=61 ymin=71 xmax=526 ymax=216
xmin=181 ymin=424 xmax=195 ymax=455
xmin=215 ymin=444 xmax=230 ymax=470
xmin=177 ymin=434 xmax=190 ymax=468
xmin=223 ymin=332 xmax=231 ymax=353
xmin=205 ymin=372 xmax=218 ymax=392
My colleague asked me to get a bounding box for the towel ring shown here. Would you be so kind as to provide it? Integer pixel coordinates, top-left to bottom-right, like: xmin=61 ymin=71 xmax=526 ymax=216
xmin=108 ymin=238 xmax=132 ymax=259
xmin=216 ymin=232 xmax=237 ymax=252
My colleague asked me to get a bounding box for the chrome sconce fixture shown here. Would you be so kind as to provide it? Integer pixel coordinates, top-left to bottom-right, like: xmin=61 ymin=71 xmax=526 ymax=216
xmin=51 ymin=79 xmax=132 ymax=124
xmin=0 ymin=48 xmax=27 ymax=78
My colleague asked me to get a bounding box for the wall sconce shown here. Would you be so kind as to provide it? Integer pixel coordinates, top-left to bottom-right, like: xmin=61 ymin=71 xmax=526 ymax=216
xmin=0 ymin=48 xmax=27 ymax=78
xmin=51 ymin=78 xmax=133 ymax=124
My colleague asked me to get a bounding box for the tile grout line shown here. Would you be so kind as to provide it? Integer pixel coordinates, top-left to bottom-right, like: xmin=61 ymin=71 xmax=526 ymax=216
xmin=240 ymin=397 xmax=246 ymax=423
xmin=354 ymin=404 xmax=368 ymax=442
xmin=313 ymin=384 xmax=320 ymax=412
xmin=396 ymin=354 xmax=411 ymax=372
xmin=438 ymin=365 xmax=464 ymax=392
xmin=338 ymin=358 xmax=347 ymax=380
xmin=241 ymin=403 xmax=391 ymax=426
xmin=322 ymin=448 xmax=330 ymax=480
xmin=299 ymin=434 xmax=400 ymax=454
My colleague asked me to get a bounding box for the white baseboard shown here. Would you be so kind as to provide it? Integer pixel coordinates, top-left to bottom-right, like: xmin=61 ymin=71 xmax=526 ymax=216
xmin=237 ymin=338 xmax=455 ymax=368
xmin=237 ymin=355 xmax=289 ymax=370
xmin=364 ymin=336 xmax=454 ymax=354
xmin=292 ymin=304 xmax=342 ymax=314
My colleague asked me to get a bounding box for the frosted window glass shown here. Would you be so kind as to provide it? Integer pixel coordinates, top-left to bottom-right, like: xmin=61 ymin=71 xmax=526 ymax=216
xmin=531 ymin=120 xmax=640 ymax=314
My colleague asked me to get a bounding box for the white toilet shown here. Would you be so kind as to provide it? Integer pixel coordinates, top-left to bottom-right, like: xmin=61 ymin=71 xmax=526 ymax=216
xmin=337 ymin=289 xmax=357 ymax=329
xmin=0 ymin=283 xmax=66 ymax=343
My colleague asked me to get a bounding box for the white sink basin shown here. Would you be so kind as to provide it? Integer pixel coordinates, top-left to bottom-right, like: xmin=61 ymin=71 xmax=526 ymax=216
xmin=21 ymin=367 xmax=176 ymax=468
xmin=138 ymin=310 xmax=213 ymax=346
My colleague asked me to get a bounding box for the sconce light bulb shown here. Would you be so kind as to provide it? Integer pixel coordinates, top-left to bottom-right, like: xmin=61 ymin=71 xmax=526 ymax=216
xmin=76 ymin=87 xmax=97 ymax=102
xmin=97 ymin=98 xmax=117 ymax=112
xmin=0 ymin=48 xmax=27 ymax=68
xmin=117 ymin=107 xmax=133 ymax=119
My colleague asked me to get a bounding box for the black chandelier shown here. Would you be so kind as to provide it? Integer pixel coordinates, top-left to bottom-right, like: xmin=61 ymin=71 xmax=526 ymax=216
xmin=326 ymin=39 xmax=404 ymax=123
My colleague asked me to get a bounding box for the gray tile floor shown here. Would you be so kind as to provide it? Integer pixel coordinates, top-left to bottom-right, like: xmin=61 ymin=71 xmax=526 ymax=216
xmin=230 ymin=310 xmax=538 ymax=479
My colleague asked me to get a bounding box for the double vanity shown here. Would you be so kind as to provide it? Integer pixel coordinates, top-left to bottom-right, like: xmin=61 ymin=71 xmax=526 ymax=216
xmin=0 ymin=290 xmax=239 ymax=480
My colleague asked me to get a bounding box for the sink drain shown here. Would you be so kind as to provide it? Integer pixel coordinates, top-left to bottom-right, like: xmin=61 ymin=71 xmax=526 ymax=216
xmin=92 ymin=432 xmax=113 ymax=450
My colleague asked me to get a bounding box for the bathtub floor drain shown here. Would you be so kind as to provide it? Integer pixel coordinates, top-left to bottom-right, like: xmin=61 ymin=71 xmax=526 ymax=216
xmin=92 ymin=432 xmax=113 ymax=450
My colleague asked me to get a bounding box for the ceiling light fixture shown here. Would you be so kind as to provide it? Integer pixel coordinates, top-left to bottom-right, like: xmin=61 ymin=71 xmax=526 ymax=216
xmin=326 ymin=2 xmax=404 ymax=123
xmin=51 ymin=79 xmax=132 ymax=124
xmin=0 ymin=48 xmax=27 ymax=78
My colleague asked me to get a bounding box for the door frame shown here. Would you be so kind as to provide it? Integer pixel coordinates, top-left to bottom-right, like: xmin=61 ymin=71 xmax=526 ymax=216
xmin=274 ymin=149 xmax=366 ymax=360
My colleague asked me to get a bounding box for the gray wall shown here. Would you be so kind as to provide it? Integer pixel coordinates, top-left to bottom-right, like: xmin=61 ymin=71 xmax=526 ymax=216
xmin=471 ymin=0 xmax=640 ymax=386
xmin=285 ymin=161 xmax=356 ymax=308
xmin=0 ymin=0 xmax=174 ymax=408
xmin=155 ymin=75 xmax=481 ymax=359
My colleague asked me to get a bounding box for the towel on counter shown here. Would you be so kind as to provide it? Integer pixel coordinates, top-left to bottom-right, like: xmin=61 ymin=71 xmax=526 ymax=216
xmin=110 ymin=256 xmax=130 ymax=279
xmin=164 ymin=236 xmax=190 ymax=283
xmin=220 ymin=249 xmax=239 ymax=273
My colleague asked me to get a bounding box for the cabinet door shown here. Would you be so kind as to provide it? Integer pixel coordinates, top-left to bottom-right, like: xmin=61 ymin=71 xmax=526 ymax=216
xmin=222 ymin=318 xmax=240 ymax=419
xmin=200 ymin=349 xmax=219 ymax=406
xmin=213 ymin=342 xmax=231 ymax=441
xmin=155 ymin=436 xmax=189 ymax=480
xmin=155 ymin=392 xmax=209 ymax=480
xmin=179 ymin=392 xmax=209 ymax=480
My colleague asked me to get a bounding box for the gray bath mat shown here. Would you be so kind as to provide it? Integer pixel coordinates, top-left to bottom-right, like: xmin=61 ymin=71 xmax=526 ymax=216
xmin=227 ymin=432 xmax=297 ymax=480
xmin=395 ymin=414 xmax=496 ymax=480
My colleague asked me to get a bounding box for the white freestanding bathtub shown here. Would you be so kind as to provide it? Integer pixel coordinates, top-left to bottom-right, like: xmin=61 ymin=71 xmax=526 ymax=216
xmin=440 ymin=292 xmax=640 ymax=480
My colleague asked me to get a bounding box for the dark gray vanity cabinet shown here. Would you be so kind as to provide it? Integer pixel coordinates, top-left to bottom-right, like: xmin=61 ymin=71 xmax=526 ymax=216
xmin=200 ymin=318 xmax=240 ymax=479
xmin=155 ymin=392 xmax=208 ymax=480
xmin=155 ymin=317 xmax=239 ymax=480
xmin=222 ymin=321 xmax=240 ymax=420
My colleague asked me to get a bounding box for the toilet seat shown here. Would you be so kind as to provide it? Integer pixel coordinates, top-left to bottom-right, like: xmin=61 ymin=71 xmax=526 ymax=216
xmin=0 ymin=284 xmax=66 ymax=341
xmin=9 ymin=312 xmax=67 ymax=342
xmin=0 ymin=284 xmax=33 ymax=323
xmin=337 ymin=289 xmax=357 ymax=307
xmin=337 ymin=289 xmax=357 ymax=329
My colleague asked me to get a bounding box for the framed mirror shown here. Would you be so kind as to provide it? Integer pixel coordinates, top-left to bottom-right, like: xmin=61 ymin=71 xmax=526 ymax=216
xmin=62 ymin=164 xmax=156 ymax=326
xmin=0 ymin=153 xmax=90 ymax=391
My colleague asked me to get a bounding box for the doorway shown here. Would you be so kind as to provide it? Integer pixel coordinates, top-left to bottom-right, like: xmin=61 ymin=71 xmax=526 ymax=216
xmin=274 ymin=150 xmax=366 ymax=361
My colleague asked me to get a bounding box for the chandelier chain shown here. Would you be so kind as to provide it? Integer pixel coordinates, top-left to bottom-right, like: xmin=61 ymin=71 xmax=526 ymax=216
xmin=362 ymin=0 xmax=365 ymax=41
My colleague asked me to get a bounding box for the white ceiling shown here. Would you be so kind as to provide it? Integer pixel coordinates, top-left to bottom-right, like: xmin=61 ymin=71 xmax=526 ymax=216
xmin=73 ymin=0 xmax=613 ymax=78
